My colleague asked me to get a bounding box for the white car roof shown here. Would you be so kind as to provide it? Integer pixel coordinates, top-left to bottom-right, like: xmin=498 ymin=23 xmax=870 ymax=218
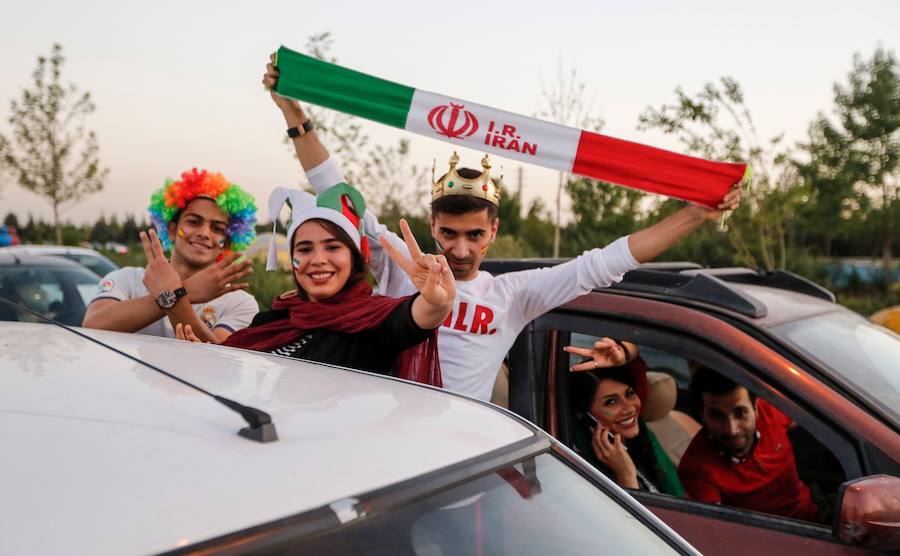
xmin=0 ymin=244 xmax=102 ymax=256
xmin=0 ymin=322 xmax=534 ymax=555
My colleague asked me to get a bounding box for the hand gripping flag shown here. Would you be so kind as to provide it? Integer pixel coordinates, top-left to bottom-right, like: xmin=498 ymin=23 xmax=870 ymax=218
xmin=273 ymin=46 xmax=750 ymax=207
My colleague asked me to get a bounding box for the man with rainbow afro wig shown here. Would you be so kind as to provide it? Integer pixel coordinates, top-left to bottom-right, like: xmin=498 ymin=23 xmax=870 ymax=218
xmin=83 ymin=168 xmax=259 ymax=342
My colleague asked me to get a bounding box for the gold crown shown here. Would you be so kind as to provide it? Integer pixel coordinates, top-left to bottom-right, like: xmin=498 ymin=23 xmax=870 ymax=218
xmin=432 ymin=152 xmax=501 ymax=206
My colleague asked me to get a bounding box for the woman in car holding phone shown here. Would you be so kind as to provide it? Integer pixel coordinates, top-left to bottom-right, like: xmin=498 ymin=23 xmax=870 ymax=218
xmin=566 ymin=341 xmax=684 ymax=495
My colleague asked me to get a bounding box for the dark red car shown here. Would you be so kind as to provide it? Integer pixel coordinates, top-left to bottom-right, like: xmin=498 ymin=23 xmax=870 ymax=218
xmin=482 ymin=260 xmax=900 ymax=555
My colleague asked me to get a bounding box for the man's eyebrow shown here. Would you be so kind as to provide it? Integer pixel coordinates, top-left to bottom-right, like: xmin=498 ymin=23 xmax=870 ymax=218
xmin=184 ymin=212 xmax=228 ymax=225
xmin=439 ymin=227 xmax=486 ymax=234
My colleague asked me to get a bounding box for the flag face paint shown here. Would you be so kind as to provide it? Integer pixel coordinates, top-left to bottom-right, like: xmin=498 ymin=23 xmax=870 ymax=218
xmin=274 ymin=46 xmax=749 ymax=207
xmin=406 ymin=90 xmax=582 ymax=173
xmin=177 ymin=228 xmax=186 ymax=237
xmin=291 ymin=258 xmax=300 ymax=269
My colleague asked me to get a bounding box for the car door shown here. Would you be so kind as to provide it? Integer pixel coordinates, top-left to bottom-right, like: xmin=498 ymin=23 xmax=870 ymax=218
xmin=508 ymin=304 xmax=888 ymax=555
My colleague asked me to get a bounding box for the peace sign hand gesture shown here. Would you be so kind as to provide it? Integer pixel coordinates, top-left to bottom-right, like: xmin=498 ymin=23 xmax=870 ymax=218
xmin=564 ymin=338 xmax=633 ymax=372
xmin=140 ymin=228 xmax=183 ymax=298
xmin=379 ymin=219 xmax=456 ymax=329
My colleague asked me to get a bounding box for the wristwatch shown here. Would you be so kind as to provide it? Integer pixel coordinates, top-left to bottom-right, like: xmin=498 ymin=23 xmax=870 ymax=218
xmin=155 ymin=287 xmax=188 ymax=310
xmin=287 ymin=119 xmax=315 ymax=138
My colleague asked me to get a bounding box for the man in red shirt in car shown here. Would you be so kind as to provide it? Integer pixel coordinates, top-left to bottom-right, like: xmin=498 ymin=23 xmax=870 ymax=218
xmin=678 ymin=368 xmax=821 ymax=522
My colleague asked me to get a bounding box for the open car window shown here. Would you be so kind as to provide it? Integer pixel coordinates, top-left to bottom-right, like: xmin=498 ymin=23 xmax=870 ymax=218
xmin=544 ymin=319 xmax=854 ymax=534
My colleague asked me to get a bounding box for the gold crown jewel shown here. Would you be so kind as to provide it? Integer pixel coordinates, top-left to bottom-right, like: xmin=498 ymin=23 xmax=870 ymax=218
xmin=432 ymin=152 xmax=501 ymax=206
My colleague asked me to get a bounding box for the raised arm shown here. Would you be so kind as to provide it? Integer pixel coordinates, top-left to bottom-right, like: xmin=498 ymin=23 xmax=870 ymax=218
xmin=628 ymin=187 xmax=741 ymax=263
xmin=264 ymin=54 xmax=332 ymax=174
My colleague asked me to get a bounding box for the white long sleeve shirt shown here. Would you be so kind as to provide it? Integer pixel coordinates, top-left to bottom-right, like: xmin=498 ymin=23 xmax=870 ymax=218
xmin=307 ymin=158 xmax=640 ymax=401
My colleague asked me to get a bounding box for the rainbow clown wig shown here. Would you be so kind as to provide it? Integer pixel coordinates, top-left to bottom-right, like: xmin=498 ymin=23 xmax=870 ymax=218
xmin=148 ymin=168 xmax=257 ymax=254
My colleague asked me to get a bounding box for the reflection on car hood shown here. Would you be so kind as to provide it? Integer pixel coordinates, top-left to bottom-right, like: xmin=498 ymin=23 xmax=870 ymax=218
xmin=0 ymin=322 xmax=533 ymax=555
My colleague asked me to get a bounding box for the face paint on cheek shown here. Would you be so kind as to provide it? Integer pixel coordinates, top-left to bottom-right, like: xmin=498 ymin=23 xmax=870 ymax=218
xmin=177 ymin=228 xmax=186 ymax=237
xmin=598 ymin=408 xmax=617 ymax=419
xmin=291 ymin=258 xmax=300 ymax=269
xmin=434 ymin=240 xmax=445 ymax=254
xmin=218 ymin=239 xmax=226 ymax=248
xmin=480 ymin=242 xmax=490 ymax=255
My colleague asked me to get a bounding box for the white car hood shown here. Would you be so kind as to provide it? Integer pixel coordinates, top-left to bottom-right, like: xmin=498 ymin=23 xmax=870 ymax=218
xmin=0 ymin=322 xmax=532 ymax=555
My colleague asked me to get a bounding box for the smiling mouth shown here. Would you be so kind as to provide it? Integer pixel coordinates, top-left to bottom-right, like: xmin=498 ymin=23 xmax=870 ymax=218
xmin=188 ymin=241 xmax=214 ymax=250
xmin=307 ymin=272 xmax=335 ymax=284
xmin=617 ymin=416 xmax=637 ymax=427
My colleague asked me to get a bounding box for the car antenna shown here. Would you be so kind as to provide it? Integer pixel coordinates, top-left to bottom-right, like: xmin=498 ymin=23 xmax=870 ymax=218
xmin=0 ymin=296 xmax=278 ymax=443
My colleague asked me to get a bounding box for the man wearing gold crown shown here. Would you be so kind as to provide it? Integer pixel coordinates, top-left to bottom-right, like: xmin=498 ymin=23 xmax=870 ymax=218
xmin=264 ymin=63 xmax=741 ymax=401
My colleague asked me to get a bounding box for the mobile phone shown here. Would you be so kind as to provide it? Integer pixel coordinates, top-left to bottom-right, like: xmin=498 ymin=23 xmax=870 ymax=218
xmin=583 ymin=413 xmax=616 ymax=443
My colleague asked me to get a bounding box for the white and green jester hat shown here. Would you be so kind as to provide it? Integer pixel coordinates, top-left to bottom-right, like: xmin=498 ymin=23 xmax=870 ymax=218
xmin=266 ymin=183 xmax=369 ymax=271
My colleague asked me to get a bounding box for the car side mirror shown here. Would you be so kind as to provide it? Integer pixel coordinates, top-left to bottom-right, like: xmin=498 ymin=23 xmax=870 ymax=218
xmin=834 ymin=474 xmax=900 ymax=551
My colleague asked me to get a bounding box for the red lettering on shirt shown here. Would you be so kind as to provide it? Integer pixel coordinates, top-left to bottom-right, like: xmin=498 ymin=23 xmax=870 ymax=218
xmin=453 ymin=302 xmax=469 ymax=331
xmin=469 ymin=305 xmax=494 ymax=334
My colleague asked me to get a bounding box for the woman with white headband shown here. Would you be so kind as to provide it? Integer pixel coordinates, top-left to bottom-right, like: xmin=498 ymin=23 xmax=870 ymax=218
xmin=177 ymin=182 xmax=453 ymax=385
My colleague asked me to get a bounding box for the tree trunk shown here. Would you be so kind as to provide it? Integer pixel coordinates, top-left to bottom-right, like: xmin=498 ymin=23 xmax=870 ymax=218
xmin=53 ymin=200 xmax=62 ymax=245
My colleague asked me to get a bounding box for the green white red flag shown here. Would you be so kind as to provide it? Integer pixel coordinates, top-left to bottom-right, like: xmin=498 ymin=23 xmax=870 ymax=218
xmin=274 ymin=46 xmax=750 ymax=207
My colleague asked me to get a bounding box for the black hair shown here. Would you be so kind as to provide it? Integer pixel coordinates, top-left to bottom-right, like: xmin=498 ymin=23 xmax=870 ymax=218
xmin=290 ymin=218 xmax=369 ymax=301
xmin=431 ymin=168 xmax=499 ymax=220
xmin=689 ymin=367 xmax=757 ymax=414
xmin=568 ymin=364 xmax=664 ymax=489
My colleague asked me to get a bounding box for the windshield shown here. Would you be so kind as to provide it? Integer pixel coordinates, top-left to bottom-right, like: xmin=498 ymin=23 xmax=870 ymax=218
xmin=771 ymin=310 xmax=900 ymax=426
xmin=287 ymin=452 xmax=678 ymax=555
xmin=62 ymin=253 xmax=117 ymax=277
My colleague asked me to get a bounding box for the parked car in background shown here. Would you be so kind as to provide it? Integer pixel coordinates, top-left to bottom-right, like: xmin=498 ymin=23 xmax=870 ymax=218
xmin=0 ymin=252 xmax=101 ymax=326
xmin=0 ymin=244 xmax=119 ymax=277
xmin=0 ymin=225 xmax=20 ymax=247
xmin=481 ymin=260 xmax=900 ymax=555
xmin=0 ymin=320 xmax=698 ymax=555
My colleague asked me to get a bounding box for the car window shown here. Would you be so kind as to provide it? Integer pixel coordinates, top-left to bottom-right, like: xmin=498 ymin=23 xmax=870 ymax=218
xmin=771 ymin=311 xmax=900 ymax=427
xmin=290 ymin=453 xmax=679 ymax=555
xmin=65 ymin=253 xmax=117 ymax=277
xmin=0 ymin=265 xmax=99 ymax=325
xmin=559 ymin=329 xmax=846 ymax=526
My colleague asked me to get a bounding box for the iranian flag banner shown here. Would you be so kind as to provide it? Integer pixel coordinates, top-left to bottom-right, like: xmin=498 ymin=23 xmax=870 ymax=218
xmin=274 ymin=46 xmax=750 ymax=207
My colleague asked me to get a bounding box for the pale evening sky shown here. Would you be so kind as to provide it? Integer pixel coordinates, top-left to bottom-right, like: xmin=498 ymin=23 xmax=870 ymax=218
xmin=1 ymin=0 xmax=898 ymax=225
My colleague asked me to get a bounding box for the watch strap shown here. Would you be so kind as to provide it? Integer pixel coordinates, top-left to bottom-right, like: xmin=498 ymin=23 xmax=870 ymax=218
xmin=287 ymin=119 xmax=314 ymax=138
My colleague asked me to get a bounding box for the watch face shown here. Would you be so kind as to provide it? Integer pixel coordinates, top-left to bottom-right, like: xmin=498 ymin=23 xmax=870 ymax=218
xmin=157 ymin=290 xmax=178 ymax=309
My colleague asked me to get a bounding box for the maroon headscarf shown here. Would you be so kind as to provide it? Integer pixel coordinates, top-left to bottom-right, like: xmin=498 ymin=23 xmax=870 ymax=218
xmin=223 ymin=280 xmax=441 ymax=387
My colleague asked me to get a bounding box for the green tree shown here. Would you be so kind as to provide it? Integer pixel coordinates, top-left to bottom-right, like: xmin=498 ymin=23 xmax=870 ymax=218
xmin=0 ymin=44 xmax=108 ymax=245
xmin=800 ymin=48 xmax=899 ymax=272
xmin=639 ymin=77 xmax=803 ymax=270
xmin=535 ymin=59 xmax=604 ymax=257
xmin=3 ymin=212 xmax=19 ymax=228
xmin=563 ymin=178 xmax=646 ymax=255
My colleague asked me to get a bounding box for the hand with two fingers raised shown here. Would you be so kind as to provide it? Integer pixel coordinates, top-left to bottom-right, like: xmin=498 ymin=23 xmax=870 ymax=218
xmin=140 ymin=228 xmax=183 ymax=298
xmin=379 ymin=219 xmax=456 ymax=329
xmin=591 ymin=425 xmax=639 ymax=489
xmin=564 ymin=337 xmax=629 ymax=372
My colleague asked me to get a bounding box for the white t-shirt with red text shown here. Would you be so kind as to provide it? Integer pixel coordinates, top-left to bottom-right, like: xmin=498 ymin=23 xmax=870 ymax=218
xmin=307 ymin=158 xmax=640 ymax=400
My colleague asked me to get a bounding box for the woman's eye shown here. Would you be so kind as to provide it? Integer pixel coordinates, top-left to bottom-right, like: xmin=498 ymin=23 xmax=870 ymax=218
xmin=604 ymin=399 xmax=618 ymax=407
xmin=326 ymin=245 xmax=341 ymax=251
xmin=295 ymin=248 xmax=312 ymax=255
